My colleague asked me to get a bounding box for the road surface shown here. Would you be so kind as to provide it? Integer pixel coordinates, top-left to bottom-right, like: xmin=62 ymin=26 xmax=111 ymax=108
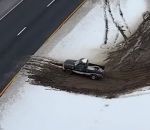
xmin=0 ymin=0 xmax=85 ymax=93
xmin=0 ymin=0 xmax=22 ymax=19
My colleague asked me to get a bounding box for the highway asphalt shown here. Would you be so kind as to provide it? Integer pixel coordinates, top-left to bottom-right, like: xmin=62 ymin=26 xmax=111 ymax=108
xmin=0 ymin=0 xmax=84 ymax=93
xmin=0 ymin=0 xmax=22 ymax=19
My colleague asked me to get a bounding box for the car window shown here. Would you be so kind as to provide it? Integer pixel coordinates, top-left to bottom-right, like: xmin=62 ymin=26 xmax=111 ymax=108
xmin=75 ymin=63 xmax=86 ymax=71
xmin=75 ymin=60 xmax=80 ymax=66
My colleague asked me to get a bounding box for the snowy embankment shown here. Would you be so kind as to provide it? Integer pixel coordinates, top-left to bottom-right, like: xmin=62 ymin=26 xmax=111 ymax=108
xmin=0 ymin=79 xmax=150 ymax=130
xmin=37 ymin=0 xmax=147 ymax=65
xmin=1 ymin=0 xmax=150 ymax=130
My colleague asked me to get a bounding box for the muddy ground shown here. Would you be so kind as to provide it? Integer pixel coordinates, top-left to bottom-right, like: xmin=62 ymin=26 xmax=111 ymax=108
xmin=23 ymin=15 xmax=150 ymax=98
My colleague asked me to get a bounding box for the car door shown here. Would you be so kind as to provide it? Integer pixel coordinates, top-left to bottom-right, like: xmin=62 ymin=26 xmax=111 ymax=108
xmin=75 ymin=63 xmax=86 ymax=72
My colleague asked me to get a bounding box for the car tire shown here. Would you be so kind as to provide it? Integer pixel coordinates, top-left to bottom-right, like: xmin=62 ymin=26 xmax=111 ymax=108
xmin=99 ymin=74 xmax=104 ymax=79
xmin=91 ymin=75 xmax=97 ymax=80
xmin=66 ymin=69 xmax=72 ymax=74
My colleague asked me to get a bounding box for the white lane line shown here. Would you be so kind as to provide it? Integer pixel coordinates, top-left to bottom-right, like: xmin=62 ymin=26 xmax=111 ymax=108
xmin=17 ymin=27 xmax=27 ymax=36
xmin=47 ymin=0 xmax=55 ymax=7
xmin=0 ymin=0 xmax=24 ymax=21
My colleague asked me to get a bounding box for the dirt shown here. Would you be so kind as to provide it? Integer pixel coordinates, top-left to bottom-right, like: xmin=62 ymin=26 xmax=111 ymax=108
xmin=23 ymin=14 xmax=150 ymax=98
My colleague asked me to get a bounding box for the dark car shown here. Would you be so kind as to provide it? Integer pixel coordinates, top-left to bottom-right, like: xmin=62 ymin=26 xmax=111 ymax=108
xmin=63 ymin=58 xmax=104 ymax=80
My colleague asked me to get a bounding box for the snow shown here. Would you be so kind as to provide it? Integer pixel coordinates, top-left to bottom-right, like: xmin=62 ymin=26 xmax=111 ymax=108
xmin=43 ymin=0 xmax=147 ymax=64
xmin=1 ymin=0 xmax=150 ymax=130
xmin=1 ymin=78 xmax=150 ymax=130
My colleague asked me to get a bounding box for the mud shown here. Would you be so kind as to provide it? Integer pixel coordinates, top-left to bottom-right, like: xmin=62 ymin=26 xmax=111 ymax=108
xmin=23 ymin=57 xmax=126 ymax=98
xmin=23 ymin=13 xmax=150 ymax=99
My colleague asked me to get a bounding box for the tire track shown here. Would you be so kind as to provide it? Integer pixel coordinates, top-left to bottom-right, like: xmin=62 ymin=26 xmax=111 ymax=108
xmin=103 ymin=0 xmax=109 ymax=44
xmin=105 ymin=0 xmax=127 ymax=41
xmin=118 ymin=0 xmax=131 ymax=34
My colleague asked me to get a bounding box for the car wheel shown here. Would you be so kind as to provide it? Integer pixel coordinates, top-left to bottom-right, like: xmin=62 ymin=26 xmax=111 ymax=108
xmin=63 ymin=68 xmax=66 ymax=71
xmin=91 ymin=75 xmax=97 ymax=80
xmin=99 ymin=74 xmax=104 ymax=79
xmin=66 ymin=69 xmax=72 ymax=74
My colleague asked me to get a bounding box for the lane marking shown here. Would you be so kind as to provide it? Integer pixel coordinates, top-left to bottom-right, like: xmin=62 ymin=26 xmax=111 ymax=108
xmin=17 ymin=27 xmax=27 ymax=36
xmin=47 ymin=0 xmax=55 ymax=7
xmin=0 ymin=0 xmax=86 ymax=97
xmin=0 ymin=0 xmax=24 ymax=21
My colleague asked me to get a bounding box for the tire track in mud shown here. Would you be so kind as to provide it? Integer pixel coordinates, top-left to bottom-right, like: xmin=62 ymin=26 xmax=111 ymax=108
xmin=22 ymin=7 xmax=150 ymax=98
xmin=22 ymin=56 xmax=62 ymax=74
xmin=105 ymin=12 xmax=150 ymax=90
xmin=22 ymin=43 xmax=150 ymax=99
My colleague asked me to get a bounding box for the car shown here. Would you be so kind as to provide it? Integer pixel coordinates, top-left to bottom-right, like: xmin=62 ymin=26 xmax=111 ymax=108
xmin=63 ymin=58 xmax=104 ymax=80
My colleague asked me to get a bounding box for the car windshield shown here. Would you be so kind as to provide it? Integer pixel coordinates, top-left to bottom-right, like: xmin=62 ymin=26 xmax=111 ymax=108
xmin=75 ymin=58 xmax=88 ymax=66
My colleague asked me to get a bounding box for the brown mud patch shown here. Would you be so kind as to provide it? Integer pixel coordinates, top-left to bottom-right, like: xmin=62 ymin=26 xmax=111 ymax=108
xmin=23 ymin=15 xmax=150 ymax=98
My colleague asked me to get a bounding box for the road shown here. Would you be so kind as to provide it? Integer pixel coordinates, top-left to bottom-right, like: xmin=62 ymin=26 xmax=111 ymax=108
xmin=0 ymin=0 xmax=85 ymax=93
xmin=0 ymin=0 xmax=22 ymax=19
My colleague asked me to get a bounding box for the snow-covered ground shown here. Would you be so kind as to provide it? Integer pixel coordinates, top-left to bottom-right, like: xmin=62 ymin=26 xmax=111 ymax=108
xmin=1 ymin=0 xmax=150 ymax=130
xmin=37 ymin=0 xmax=147 ymax=64
xmin=0 ymin=76 xmax=150 ymax=130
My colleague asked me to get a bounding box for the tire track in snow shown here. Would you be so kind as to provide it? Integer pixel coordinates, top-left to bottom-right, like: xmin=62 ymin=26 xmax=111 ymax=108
xmin=118 ymin=0 xmax=131 ymax=34
xmin=105 ymin=0 xmax=128 ymax=41
xmin=103 ymin=0 xmax=109 ymax=44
